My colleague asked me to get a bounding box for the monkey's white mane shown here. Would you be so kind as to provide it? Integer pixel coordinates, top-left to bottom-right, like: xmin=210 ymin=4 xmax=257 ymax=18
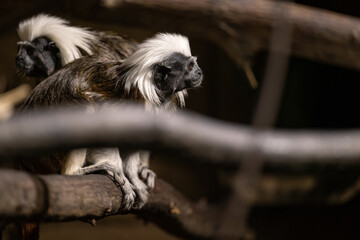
xmin=17 ymin=13 xmax=96 ymax=65
xmin=122 ymin=33 xmax=191 ymax=108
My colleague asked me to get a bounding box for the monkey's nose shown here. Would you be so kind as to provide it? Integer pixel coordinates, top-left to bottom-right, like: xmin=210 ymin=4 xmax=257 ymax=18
xmin=15 ymin=55 xmax=25 ymax=66
xmin=195 ymin=69 xmax=202 ymax=77
xmin=16 ymin=55 xmax=23 ymax=62
xmin=191 ymin=70 xmax=203 ymax=87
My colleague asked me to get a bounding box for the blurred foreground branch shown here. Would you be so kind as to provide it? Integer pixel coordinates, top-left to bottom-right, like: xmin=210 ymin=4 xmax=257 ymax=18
xmin=1 ymin=104 xmax=360 ymax=163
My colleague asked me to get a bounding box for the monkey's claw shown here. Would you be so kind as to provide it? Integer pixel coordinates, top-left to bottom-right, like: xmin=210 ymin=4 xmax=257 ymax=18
xmin=132 ymin=181 xmax=149 ymax=209
xmin=111 ymin=171 xmax=136 ymax=211
xmin=75 ymin=163 xmax=136 ymax=211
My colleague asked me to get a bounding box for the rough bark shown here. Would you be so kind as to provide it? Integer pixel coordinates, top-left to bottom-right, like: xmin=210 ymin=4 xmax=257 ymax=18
xmin=0 ymin=169 xmax=220 ymax=239
xmin=0 ymin=168 xmax=357 ymax=238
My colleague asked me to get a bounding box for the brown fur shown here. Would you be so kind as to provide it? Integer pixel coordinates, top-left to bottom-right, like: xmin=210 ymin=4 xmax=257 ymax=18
xmin=91 ymin=31 xmax=138 ymax=61
xmin=18 ymin=56 xmax=146 ymax=174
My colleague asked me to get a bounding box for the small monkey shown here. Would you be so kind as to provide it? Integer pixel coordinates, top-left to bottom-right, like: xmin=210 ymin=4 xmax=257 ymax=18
xmin=14 ymin=14 xmax=152 ymax=200
xmin=15 ymin=14 xmax=137 ymax=80
xmin=20 ymin=33 xmax=203 ymax=209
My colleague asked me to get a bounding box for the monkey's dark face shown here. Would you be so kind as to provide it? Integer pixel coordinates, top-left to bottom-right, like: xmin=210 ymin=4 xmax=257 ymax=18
xmin=154 ymin=52 xmax=202 ymax=98
xmin=16 ymin=37 xmax=61 ymax=78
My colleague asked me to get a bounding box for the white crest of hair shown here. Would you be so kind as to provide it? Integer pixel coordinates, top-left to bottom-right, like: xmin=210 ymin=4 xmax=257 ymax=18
xmin=175 ymin=90 xmax=187 ymax=108
xmin=17 ymin=13 xmax=96 ymax=65
xmin=122 ymin=33 xmax=192 ymax=107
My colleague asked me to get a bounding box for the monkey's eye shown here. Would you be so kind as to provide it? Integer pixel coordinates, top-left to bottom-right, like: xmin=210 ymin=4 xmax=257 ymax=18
xmin=44 ymin=42 xmax=57 ymax=51
xmin=26 ymin=47 xmax=35 ymax=55
xmin=188 ymin=62 xmax=194 ymax=71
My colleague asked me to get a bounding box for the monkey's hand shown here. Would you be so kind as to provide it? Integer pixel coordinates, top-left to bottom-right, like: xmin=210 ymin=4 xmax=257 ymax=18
xmin=123 ymin=152 xmax=157 ymax=209
xmin=135 ymin=151 xmax=157 ymax=189
xmin=75 ymin=162 xmax=136 ymax=210
xmin=139 ymin=166 xmax=156 ymax=189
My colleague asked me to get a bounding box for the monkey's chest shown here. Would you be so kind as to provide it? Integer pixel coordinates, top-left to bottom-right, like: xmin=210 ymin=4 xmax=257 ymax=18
xmin=19 ymin=151 xmax=68 ymax=174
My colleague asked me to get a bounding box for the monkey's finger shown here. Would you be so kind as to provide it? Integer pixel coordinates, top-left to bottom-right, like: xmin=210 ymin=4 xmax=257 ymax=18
xmin=139 ymin=167 xmax=156 ymax=189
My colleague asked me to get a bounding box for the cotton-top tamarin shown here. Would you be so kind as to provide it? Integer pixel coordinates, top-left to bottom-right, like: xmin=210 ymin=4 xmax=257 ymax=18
xmin=14 ymin=13 xmax=151 ymax=207
xmin=19 ymin=33 xmax=203 ymax=209
xmin=15 ymin=14 xmax=137 ymax=80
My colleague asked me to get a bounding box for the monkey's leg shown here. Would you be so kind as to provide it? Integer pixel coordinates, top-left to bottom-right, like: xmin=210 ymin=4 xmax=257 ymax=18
xmin=138 ymin=151 xmax=156 ymax=189
xmin=76 ymin=148 xmax=136 ymax=210
xmin=123 ymin=151 xmax=154 ymax=209
xmin=62 ymin=148 xmax=87 ymax=175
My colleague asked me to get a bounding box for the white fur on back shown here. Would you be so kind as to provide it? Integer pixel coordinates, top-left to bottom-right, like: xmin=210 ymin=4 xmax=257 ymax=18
xmin=121 ymin=33 xmax=191 ymax=106
xmin=17 ymin=13 xmax=96 ymax=65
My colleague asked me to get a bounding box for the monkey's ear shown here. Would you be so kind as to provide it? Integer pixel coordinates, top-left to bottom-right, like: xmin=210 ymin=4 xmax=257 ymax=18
xmin=155 ymin=65 xmax=171 ymax=81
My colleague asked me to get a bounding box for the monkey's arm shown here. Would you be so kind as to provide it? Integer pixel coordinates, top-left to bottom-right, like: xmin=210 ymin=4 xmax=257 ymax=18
xmin=75 ymin=148 xmax=136 ymax=210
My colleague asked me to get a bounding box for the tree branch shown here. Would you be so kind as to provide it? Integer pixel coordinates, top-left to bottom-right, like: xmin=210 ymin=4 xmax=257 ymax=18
xmin=3 ymin=0 xmax=360 ymax=70
xmin=0 ymin=169 xmax=220 ymax=239
xmin=98 ymin=0 xmax=360 ymax=70
xmin=2 ymin=105 xmax=360 ymax=163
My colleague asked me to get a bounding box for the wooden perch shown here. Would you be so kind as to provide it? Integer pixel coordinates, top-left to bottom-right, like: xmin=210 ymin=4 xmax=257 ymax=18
xmin=2 ymin=104 xmax=360 ymax=163
xmin=0 ymin=169 xmax=220 ymax=239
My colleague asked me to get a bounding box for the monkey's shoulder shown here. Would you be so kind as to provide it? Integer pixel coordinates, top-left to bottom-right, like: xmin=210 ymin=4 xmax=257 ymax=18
xmin=92 ymin=31 xmax=138 ymax=60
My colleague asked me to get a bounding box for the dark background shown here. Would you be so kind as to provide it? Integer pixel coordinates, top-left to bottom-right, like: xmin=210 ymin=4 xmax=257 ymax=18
xmin=2 ymin=0 xmax=360 ymax=239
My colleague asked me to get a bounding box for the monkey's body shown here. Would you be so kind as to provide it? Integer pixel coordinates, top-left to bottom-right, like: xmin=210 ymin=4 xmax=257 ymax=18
xmin=18 ymin=57 xmax=123 ymax=172
xmin=20 ymin=33 xmax=203 ymax=210
xmin=21 ymin=56 xmax=142 ymax=110
xmin=91 ymin=31 xmax=138 ymax=62
xmin=14 ymin=14 xmax=159 ymax=212
xmin=13 ymin=17 xmax=205 ymax=240
xmin=20 ymin=56 xmax=149 ymax=207
xmin=19 ymin=57 xmax=150 ymax=209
